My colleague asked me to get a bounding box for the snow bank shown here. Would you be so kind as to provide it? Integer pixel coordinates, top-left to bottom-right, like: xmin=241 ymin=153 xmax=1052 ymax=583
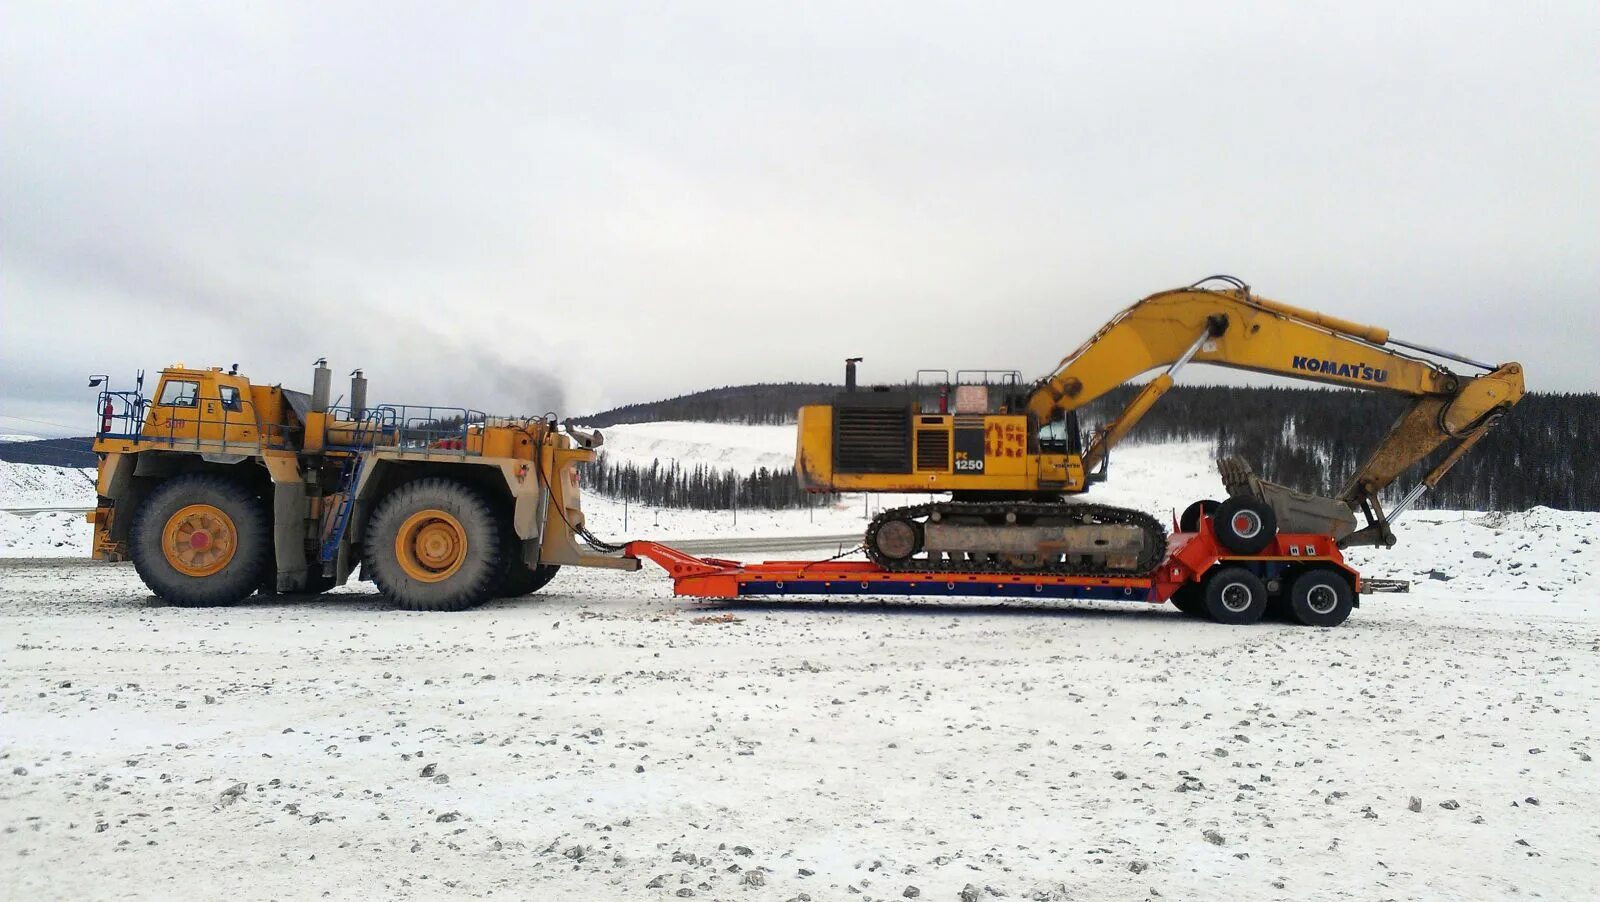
xmin=0 ymin=461 xmax=97 ymax=508
xmin=1344 ymin=506 xmax=1600 ymax=602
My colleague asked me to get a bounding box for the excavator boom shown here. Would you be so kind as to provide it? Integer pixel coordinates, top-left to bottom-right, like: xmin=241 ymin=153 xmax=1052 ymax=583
xmin=1026 ymin=277 xmax=1525 ymax=545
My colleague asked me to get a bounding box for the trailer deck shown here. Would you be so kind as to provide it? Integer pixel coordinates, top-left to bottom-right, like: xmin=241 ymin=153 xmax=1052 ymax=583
xmin=624 ymin=521 xmax=1368 ymax=612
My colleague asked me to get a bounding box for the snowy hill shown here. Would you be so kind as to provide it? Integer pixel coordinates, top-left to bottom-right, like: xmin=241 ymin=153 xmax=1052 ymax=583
xmin=0 ymin=461 xmax=97 ymax=508
xmin=590 ymin=421 xmax=798 ymax=474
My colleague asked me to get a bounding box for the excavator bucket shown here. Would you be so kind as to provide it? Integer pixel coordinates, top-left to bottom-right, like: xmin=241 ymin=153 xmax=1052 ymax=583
xmin=1218 ymin=456 xmax=1358 ymax=541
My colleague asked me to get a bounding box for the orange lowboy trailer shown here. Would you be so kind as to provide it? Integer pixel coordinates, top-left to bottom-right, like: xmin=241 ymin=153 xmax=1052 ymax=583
xmin=626 ymin=513 xmax=1382 ymax=627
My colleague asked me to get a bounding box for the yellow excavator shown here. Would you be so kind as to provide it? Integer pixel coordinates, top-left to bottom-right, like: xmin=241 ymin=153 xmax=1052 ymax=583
xmin=795 ymin=275 xmax=1525 ymax=575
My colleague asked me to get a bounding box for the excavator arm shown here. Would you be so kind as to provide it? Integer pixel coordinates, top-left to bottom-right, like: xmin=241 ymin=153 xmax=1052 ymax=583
xmin=1025 ymin=276 xmax=1525 ymax=547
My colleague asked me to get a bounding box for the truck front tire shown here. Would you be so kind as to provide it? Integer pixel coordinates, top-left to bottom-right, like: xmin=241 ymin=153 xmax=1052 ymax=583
xmin=364 ymin=478 xmax=507 ymax=611
xmin=130 ymin=473 xmax=272 ymax=607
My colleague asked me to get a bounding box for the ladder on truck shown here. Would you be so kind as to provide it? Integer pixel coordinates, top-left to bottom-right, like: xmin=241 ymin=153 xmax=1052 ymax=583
xmin=319 ymin=410 xmax=385 ymax=569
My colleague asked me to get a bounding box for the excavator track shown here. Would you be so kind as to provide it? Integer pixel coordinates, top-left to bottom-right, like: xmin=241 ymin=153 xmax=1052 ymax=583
xmin=863 ymin=500 xmax=1167 ymax=577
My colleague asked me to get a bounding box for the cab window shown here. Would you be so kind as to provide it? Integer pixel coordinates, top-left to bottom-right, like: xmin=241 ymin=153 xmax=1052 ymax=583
xmin=1037 ymin=414 xmax=1082 ymax=455
xmin=218 ymin=386 xmax=243 ymax=412
xmin=158 ymin=380 xmax=199 ymax=407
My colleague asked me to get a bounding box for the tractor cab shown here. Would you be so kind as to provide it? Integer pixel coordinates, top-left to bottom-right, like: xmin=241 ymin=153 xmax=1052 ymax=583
xmin=92 ymin=365 xmax=293 ymax=453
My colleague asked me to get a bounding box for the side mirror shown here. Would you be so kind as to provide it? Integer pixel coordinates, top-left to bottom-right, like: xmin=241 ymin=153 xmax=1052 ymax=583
xmin=88 ymin=375 xmax=106 ymax=388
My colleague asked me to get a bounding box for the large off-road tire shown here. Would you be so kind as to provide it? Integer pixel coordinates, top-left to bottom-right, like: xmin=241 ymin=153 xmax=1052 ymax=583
xmin=1287 ymin=569 xmax=1355 ymax=628
xmin=130 ymin=473 xmax=272 ymax=607
xmin=1178 ymin=499 xmax=1219 ymax=533
xmin=496 ymin=561 xmax=560 ymax=597
xmin=1212 ymin=496 xmax=1277 ymax=555
xmin=364 ymin=478 xmax=507 ymax=611
xmin=1201 ymin=566 xmax=1269 ymax=625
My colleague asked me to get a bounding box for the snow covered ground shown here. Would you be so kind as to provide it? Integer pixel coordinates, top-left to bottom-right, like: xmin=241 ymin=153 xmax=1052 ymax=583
xmin=1 ymin=549 xmax=1596 ymax=901
xmin=1 ymin=431 xmax=1597 ymax=899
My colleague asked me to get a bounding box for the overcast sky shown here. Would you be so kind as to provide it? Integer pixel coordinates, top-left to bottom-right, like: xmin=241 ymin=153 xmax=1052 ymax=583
xmin=3 ymin=1 xmax=1596 ymax=436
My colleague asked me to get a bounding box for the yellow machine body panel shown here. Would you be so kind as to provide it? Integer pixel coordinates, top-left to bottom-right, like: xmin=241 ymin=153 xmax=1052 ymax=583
xmin=796 ymin=406 xmax=1085 ymax=494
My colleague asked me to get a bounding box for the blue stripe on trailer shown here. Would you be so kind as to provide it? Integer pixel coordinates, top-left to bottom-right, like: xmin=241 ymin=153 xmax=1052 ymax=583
xmin=736 ymin=579 xmax=1158 ymax=602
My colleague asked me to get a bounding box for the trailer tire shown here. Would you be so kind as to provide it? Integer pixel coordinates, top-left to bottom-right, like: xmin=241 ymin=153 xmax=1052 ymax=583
xmin=1169 ymin=584 xmax=1205 ymax=616
xmin=497 ymin=561 xmax=560 ymax=597
xmin=364 ymin=478 xmax=507 ymax=612
xmin=1287 ymin=569 xmax=1355 ymax=627
xmin=1212 ymin=497 xmax=1277 ymax=555
xmin=1202 ymin=566 xmax=1269 ymax=625
xmin=1179 ymin=499 xmax=1219 ymax=533
xmin=130 ymin=473 xmax=271 ymax=607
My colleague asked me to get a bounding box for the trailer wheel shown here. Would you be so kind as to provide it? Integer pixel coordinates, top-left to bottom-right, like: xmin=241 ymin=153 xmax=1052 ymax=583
xmin=1202 ymin=566 xmax=1269 ymax=625
xmin=1178 ymin=499 xmax=1219 ymax=533
xmin=1287 ymin=569 xmax=1355 ymax=627
xmin=130 ymin=473 xmax=271 ymax=607
xmin=1212 ymin=497 xmax=1277 ymax=555
xmin=364 ymin=478 xmax=507 ymax=611
xmin=497 ymin=562 xmax=560 ymax=597
xmin=1169 ymin=584 xmax=1205 ymax=616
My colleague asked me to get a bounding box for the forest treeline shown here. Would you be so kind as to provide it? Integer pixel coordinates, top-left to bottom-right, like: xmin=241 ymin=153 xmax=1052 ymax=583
xmin=586 ymin=452 xmax=816 ymax=510
xmin=578 ymin=383 xmax=838 ymax=427
xmin=579 ymin=383 xmax=1600 ymax=512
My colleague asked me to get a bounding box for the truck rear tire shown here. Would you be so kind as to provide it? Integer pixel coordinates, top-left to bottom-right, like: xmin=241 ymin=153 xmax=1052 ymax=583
xmin=497 ymin=561 xmax=560 ymax=597
xmin=1287 ymin=569 xmax=1355 ymax=627
xmin=1212 ymin=497 xmax=1277 ymax=555
xmin=130 ymin=473 xmax=271 ymax=607
xmin=364 ymin=478 xmax=507 ymax=611
xmin=1202 ymin=566 xmax=1269 ymax=625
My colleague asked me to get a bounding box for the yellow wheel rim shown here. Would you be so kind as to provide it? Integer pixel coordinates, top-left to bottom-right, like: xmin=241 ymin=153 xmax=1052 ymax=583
xmin=395 ymin=508 xmax=468 ymax=583
xmin=162 ymin=503 xmax=238 ymax=577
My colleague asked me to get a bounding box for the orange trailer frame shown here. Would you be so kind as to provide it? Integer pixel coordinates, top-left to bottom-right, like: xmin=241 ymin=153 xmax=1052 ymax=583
xmin=625 ymin=516 xmax=1362 ymax=606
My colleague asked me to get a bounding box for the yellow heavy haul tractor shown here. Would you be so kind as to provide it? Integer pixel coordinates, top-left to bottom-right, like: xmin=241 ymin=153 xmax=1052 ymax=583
xmin=796 ymin=276 xmax=1525 ymax=576
xmin=87 ymin=361 xmax=635 ymax=610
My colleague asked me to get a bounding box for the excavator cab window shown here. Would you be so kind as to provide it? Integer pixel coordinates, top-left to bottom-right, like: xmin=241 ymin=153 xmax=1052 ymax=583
xmin=1037 ymin=412 xmax=1083 ymax=456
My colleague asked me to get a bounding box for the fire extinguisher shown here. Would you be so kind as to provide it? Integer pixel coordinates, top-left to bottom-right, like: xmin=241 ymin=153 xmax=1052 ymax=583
xmin=100 ymin=400 xmax=114 ymax=435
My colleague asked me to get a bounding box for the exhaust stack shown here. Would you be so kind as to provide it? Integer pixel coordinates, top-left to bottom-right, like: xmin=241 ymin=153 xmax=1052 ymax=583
xmin=311 ymin=358 xmax=331 ymax=413
xmin=350 ymin=369 xmax=368 ymax=421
